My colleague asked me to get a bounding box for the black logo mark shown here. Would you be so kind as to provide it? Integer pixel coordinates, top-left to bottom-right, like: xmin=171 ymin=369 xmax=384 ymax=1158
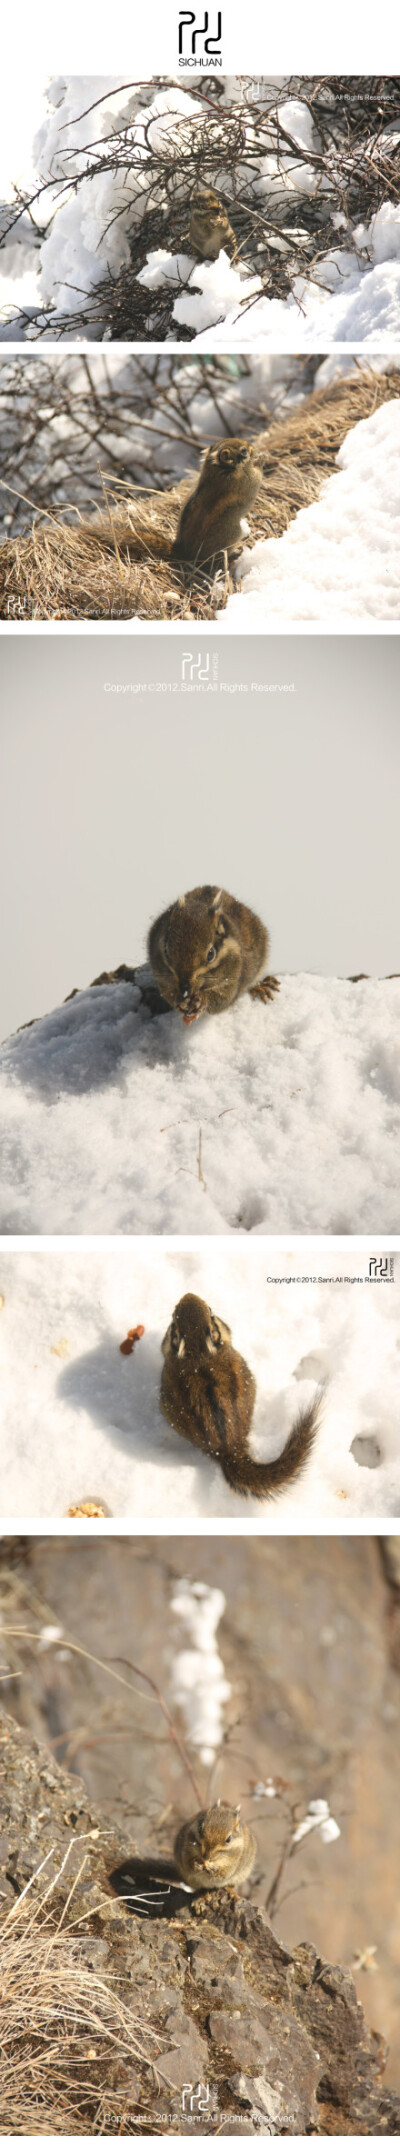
xmin=179 ymin=10 xmax=222 ymax=64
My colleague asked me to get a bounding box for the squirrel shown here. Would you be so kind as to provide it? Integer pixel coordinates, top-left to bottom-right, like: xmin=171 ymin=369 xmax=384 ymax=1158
xmin=170 ymin=440 xmax=262 ymax=567
xmin=161 ymin=1293 xmax=321 ymax=1500
xmin=148 ymin=884 xmax=279 ymax=1025
xmin=109 ymin=1801 xmax=256 ymax=1914
xmin=189 ymin=187 xmax=237 ymax=262
xmin=174 ymin=1802 xmax=257 ymax=1889
xmin=71 ymin=438 xmax=262 ymax=577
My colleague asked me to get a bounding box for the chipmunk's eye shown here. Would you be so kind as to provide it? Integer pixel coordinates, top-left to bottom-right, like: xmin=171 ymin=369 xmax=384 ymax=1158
xmin=225 ymin=1833 xmax=233 ymax=1844
xmin=206 ymin=945 xmax=215 ymax=963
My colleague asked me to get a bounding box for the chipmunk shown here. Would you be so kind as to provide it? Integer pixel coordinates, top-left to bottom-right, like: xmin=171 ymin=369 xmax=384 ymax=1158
xmin=148 ymin=885 xmax=279 ymax=1024
xmin=109 ymin=1801 xmax=256 ymax=1914
xmin=170 ymin=439 xmax=262 ymax=567
xmin=189 ymin=187 xmax=237 ymax=262
xmin=70 ymin=439 xmax=262 ymax=578
xmin=174 ymin=1802 xmax=257 ymax=1889
xmin=161 ymin=1293 xmax=321 ymax=1500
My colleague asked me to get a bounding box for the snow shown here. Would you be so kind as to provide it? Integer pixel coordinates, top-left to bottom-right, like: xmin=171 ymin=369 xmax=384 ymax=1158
xmin=170 ymin=1581 xmax=230 ymax=1762
xmin=170 ymin=204 xmax=400 ymax=348
xmin=141 ymin=247 xmax=262 ymax=334
xmin=249 ymin=96 xmax=319 ymax=202
xmin=0 ymin=74 xmax=162 ymax=326
xmin=224 ymin=400 xmax=400 ymax=624
xmin=1 ymin=974 xmax=399 ymax=1238
xmin=292 ymin=1801 xmax=341 ymax=1845
xmin=1 ymin=76 xmax=400 ymax=345
xmin=0 ymin=1243 xmax=398 ymax=1522
xmin=0 ymin=78 xmax=219 ymax=326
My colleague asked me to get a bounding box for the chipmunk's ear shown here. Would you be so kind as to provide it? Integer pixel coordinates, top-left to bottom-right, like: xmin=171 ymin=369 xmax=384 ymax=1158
xmin=210 ymin=895 xmax=228 ymax=941
xmin=160 ymin=924 xmax=171 ymax=960
xmin=162 ymin=1315 xmax=184 ymax=1357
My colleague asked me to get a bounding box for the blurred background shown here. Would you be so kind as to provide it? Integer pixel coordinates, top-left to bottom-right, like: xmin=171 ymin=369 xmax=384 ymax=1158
xmin=0 ymin=353 xmax=321 ymax=535
xmin=1 ymin=633 xmax=400 ymax=1040
xmin=1 ymin=1531 xmax=400 ymax=2085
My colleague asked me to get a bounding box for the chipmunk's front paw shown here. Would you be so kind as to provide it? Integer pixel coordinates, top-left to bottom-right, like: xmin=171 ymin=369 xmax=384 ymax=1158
xmin=250 ymin=973 xmax=280 ymax=1003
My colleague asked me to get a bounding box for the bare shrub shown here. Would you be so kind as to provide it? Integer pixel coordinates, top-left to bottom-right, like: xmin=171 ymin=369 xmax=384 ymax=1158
xmin=1 ymin=76 xmax=399 ymax=341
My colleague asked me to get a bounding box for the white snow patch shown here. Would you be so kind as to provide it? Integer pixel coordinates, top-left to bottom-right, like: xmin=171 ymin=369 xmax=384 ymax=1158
xmin=1 ymin=975 xmax=399 ymax=1238
xmin=292 ymin=1799 xmax=341 ymax=1846
xmin=249 ymin=96 xmax=319 ymax=204
xmin=170 ymin=1581 xmax=230 ymax=1763
xmin=169 ymin=251 xmax=263 ymax=335
xmin=224 ymin=400 xmax=400 ymax=624
xmin=172 ymin=203 xmax=400 ymax=348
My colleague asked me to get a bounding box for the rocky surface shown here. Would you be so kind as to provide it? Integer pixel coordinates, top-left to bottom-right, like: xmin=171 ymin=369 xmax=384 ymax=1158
xmin=2 ymin=1532 xmax=400 ymax=2092
xmin=1 ymin=1703 xmax=400 ymax=2135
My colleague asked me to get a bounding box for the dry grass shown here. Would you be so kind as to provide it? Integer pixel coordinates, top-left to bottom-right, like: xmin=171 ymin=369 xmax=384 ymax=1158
xmin=1 ymin=365 xmax=399 ymax=620
xmin=0 ymin=1845 xmax=154 ymax=2135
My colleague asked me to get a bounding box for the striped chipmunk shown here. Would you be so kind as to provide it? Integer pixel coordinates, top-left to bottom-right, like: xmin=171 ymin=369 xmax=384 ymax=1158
xmin=147 ymin=884 xmax=279 ymax=1025
xmin=189 ymin=187 xmax=237 ymax=262
xmin=174 ymin=1801 xmax=257 ymax=1889
xmin=161 ymin=1293 xmax=322 ymax=1501
xmin=170 ymin=438 xmax=262 ymax=567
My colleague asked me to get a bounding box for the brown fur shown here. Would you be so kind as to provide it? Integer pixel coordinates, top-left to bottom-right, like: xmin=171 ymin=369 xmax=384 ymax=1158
xmin=189 ymin=188 xmax=237 ymax=262
xmin=170 ymin=439 xmax=262 ymax=565
xmin=148 ymin=884 xmax=278 ymax=1023
xmin=174 ymin=1803 xmax=256 ymax=1888
xmin=161 ymin=1293 xmax=321 ymax=1499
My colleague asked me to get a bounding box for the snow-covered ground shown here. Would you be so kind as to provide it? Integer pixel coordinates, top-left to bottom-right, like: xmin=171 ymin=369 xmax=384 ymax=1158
xmin=1 ymin=974 xmax=399 ymax=1237
xmin=1 ymin=78 xmax=399 ymax=345
xmin=0 ymin=1244 xmax=398 ymax=1520
xmin=166 ymin=201 xmax=400 ymax=346
xmin=225 ymin=399 xmax=400 ymax=624
xmin=1 ymin=351 xmax=398 ymax=621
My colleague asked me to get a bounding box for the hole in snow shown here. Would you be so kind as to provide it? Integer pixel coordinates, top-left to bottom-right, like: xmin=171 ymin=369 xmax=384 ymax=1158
xmin=294 ymin=1352 xmax=328 ymax=1381
xmin=234 ymin=1193 xmax=266 ymax=1231
xmin=350 ymin=1434 xmax=382 ymax=1469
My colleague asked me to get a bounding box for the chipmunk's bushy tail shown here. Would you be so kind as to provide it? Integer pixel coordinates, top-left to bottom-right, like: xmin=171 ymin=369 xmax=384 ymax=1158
xmin=221 ymin=1391 xmax=322 ymax=1500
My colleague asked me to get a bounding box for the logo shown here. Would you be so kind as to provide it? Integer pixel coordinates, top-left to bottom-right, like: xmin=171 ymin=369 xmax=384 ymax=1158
xmin=368 ymin=1255 xmax=395 ymax=1280
xmin=181 ymin=650 xmax=210 ymax=681
xmin=181 ymin=650 xmax=219 ymax=688
xmin=178 ymin=10 xmax=222 ymax=65
xmin=182 ymin=2082 xmax=211 ymax=2114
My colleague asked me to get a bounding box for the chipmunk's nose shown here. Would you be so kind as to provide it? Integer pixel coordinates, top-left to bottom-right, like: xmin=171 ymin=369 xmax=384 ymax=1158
xmin=178 ymin=984 xmax=200 ymax=1024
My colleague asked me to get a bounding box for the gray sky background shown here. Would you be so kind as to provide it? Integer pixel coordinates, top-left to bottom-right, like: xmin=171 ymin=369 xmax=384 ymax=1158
xmin=0 ymin=633 xmax=399 ymax=1041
